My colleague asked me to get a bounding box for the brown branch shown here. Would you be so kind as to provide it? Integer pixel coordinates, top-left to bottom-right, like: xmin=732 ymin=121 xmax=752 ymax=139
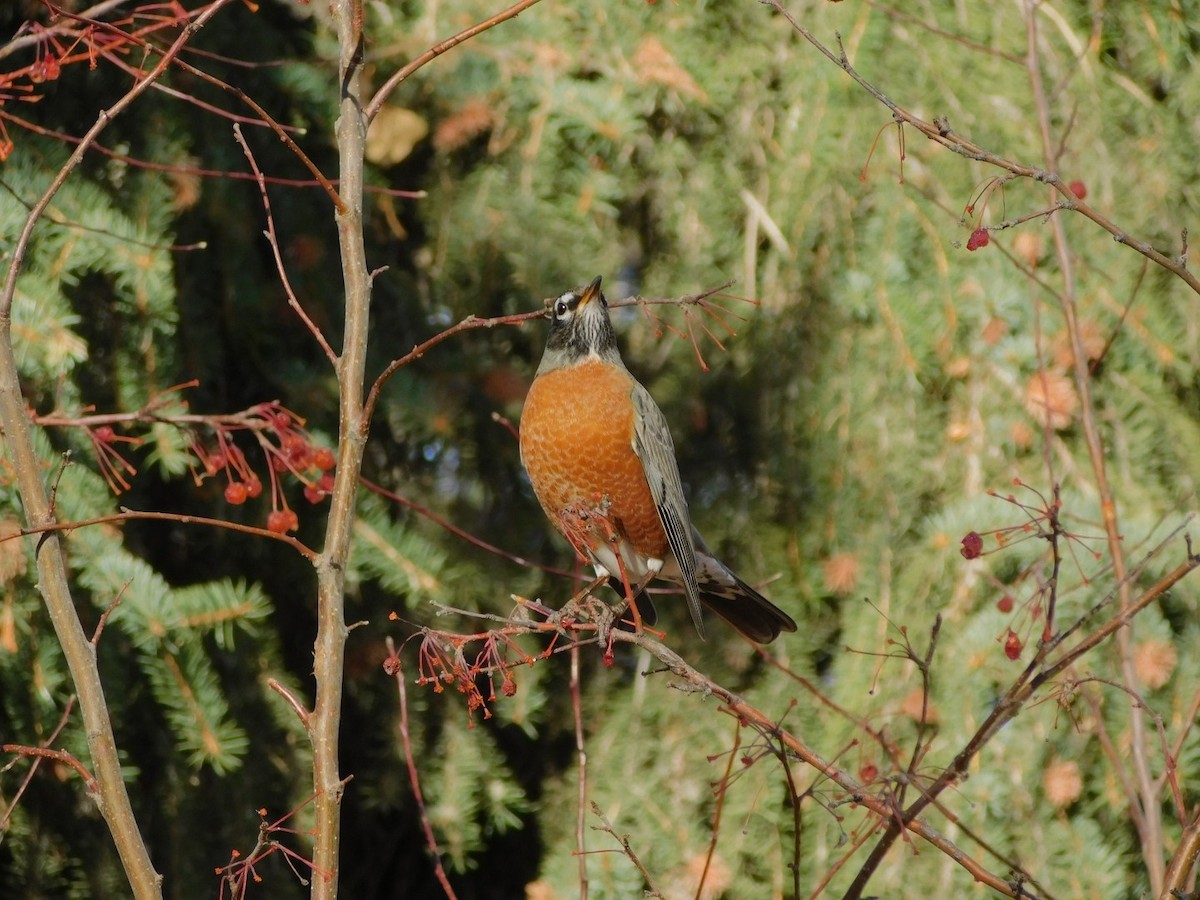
xmin=1020 ymin=2 xmax=1162 ymax=890
xmin=1161 ymin=810 xmax=1200 ymax=900
xmin=609 ymin=629 xmax=1045 ymax=899
xmin=360 ymin=281 xmax=738 ymax=439
xmin=0 ymin=106 xmax=423 ymax=198
xmin=364 ymin=0 xmax=546 ymax=123
xmin=361 ymin=308 xmax=543 ymax=438
xmin=307 ymin=1 xmax=371 ymax=896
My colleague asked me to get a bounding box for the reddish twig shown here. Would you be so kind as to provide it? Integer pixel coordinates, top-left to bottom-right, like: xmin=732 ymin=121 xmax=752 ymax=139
xmin=361 ymin=308 xmax=544 ymax=438
xmin=215 ymin=791 xmax=339 ymax=899
xmin=0 ymin=696 xmax=78 ymax=831
xmin=695 ymin=721 xmax=741 ymax=900
xmin=2 ymin=743 xmax=98 ymax=794
xmin=384 ymin=638 xmax=460 ymax=900
xmin=267 ymin=678 xmax=311 ymax=727
xmin=359 ymin=476 xmax=578 ymax=579
xmin=42 ymin=1 xmax=344 ymax=211
xmin=232 ymin=123 xmax=338 ymax=366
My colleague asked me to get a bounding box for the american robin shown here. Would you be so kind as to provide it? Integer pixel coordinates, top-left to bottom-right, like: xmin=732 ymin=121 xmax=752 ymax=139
xmin=519 ymin=276 xmax=797 ymax=644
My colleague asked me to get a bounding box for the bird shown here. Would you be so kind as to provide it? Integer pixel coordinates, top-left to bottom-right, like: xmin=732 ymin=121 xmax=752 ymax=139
xmin=519 ymin=275 xmax=797 ymax=644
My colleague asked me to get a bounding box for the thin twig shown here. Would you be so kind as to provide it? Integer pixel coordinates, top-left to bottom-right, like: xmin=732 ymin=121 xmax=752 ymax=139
xmin=267 ymin=678 xmax=311 ymax=727
xmin=232 ymin=123 xmax=338 ymax=365
xmin=5 ymin=508 xmax=317 ymax=560
xmin=385 ymin=639 xmax=459 ymax=899
xmin=695 ymin=722 xmax=741 ymax=900
xmin=0 ymin=696 xmax=78 ymax=832
xmin=590 ymin=802 xmax=661 ymax=898
xmin=44 ymin=1 xmax=344 ymax=211
xmin=1020 ymin=3 xmax=1161 ymax=885
xmin=1 ymin=743 xmax=98 ymax=794
xmin=365 ymin=0 xmax=546 ymax=123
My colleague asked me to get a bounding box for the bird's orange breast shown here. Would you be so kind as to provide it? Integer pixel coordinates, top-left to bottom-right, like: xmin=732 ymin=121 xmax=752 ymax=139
xmin=520 ymin=358 xmax=669 ymax=561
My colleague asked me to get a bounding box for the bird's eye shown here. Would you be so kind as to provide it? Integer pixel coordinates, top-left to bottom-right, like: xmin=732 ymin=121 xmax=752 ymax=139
xmin=554 ymin=298 xmax=570 ymax=317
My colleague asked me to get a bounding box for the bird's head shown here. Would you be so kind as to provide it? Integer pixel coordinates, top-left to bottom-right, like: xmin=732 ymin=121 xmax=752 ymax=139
xmin=538 ymin=275 xmax=619 ymax=369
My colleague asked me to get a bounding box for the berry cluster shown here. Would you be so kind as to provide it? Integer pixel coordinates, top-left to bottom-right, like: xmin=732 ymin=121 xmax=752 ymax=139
xmin=190 ymin=403 xmax=335 ymax=535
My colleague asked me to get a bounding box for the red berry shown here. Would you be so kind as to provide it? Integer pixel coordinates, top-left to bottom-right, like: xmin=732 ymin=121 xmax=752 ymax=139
xmin=266 ymin=509 xmax=298 ymax=534
xmin=317 ymin=473 xmax=334 ymax=492
xmin=304 ymin=484 xmax=323 ymax=504
xmin=1004 ymin=630 xmax=1023 ymax=660
xmin=94 ymin=425 xmax=116 ymax=444
xmin=245 ymin=477 xmax=263 ymax=498
xmin=859 ymin=763 xmax=878 ymax=782
xmin=966 ymin=228 xmax=990 ymax=251
xmin=203 ymin=450 xmax=226 ymax=476
xmin=960 ymin=532 xmax=983 ymax=559
xmin=224 ymin=482 xmax=249 ymax=505
xmin=1067 ymin=180 xmax=1087 ymax=200
xmin=997 ymin=595 xmax=1014 ymax=613
xmin=313 ymin=448 xmax=336 ymax=471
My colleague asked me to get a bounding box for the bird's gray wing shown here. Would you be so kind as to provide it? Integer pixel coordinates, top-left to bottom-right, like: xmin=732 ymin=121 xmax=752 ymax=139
xmin=630 ymin=381 xmax=705 ymax=636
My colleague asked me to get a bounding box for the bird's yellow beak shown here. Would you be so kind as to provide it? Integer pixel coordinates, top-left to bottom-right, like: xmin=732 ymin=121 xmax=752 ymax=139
xmin=578 ymin=275 xmax=603 ymax=308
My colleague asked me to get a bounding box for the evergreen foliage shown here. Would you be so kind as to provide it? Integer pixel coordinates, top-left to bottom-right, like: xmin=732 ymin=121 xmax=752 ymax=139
xmin=0 ymin=0 xmax=1197 ymax=897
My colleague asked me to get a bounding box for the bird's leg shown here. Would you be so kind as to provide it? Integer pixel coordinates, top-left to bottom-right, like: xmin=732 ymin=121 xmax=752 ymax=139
xmin=557 ymin=498 xmax=646 ymax=636
xmin=558 ymin=500 xmax=607 ymax=566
